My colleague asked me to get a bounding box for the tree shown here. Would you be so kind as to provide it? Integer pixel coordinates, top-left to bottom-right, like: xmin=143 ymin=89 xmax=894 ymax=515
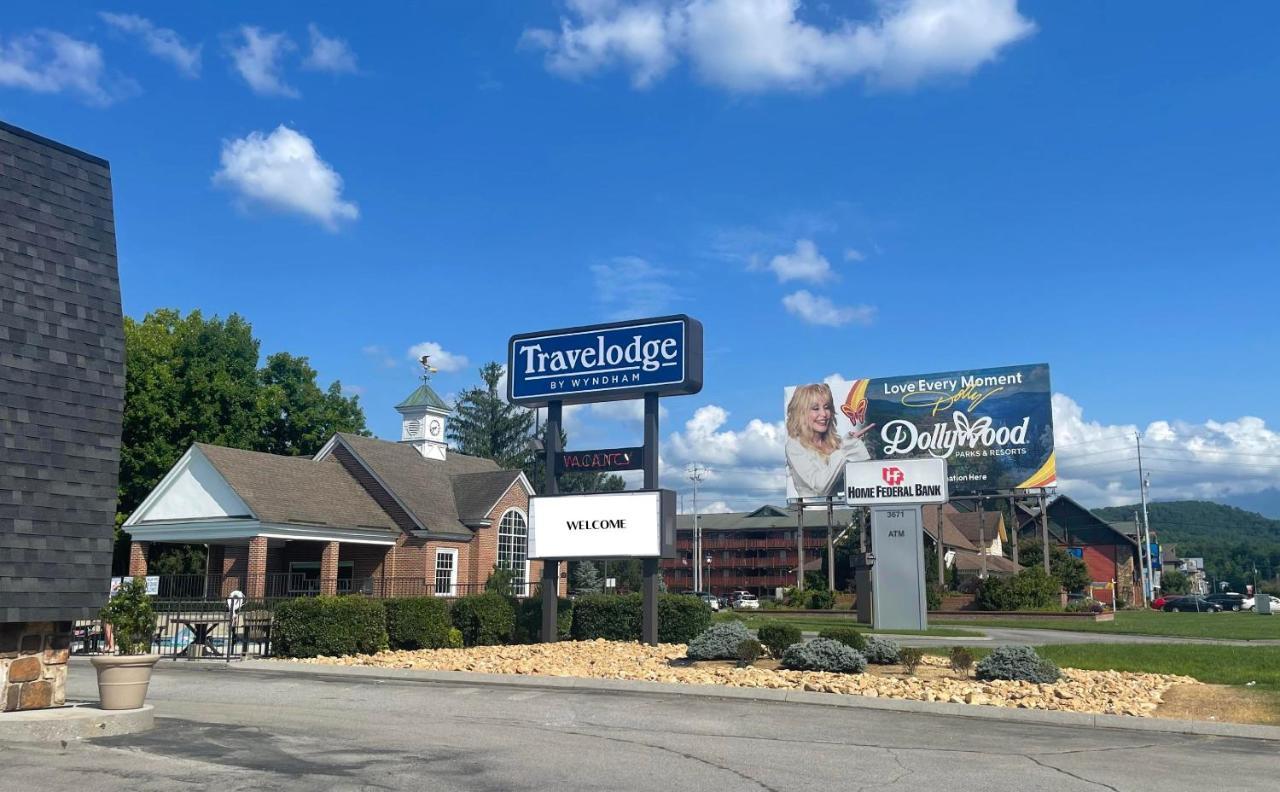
xmin=449 ymin=362 xmax=537 ymax=470
xmin=573 ymin=561 xmax=602 ymax=594
xmin=1161 ymin=568 xmax=1192 ymax=595
xmin=117 ymin=309 xmax=368 ymax=572
xmin=1018 ymin=539 xmax=1090 ymax=594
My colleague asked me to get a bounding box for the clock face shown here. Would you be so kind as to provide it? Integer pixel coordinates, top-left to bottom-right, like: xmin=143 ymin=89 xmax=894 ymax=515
xmin=428 ymin=419 xmax=442 ymax=437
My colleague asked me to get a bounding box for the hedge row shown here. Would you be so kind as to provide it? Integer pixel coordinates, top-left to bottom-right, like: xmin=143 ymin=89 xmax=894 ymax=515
xmin=272 ymin=592 xmax=712 ymax=658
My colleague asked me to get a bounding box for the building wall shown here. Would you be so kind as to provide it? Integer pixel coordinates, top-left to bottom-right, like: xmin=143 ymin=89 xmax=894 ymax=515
xmin=661 ymin=528 xmax=827 ymax=595
xmin=0 ymin=121 xmax=124 ymax=629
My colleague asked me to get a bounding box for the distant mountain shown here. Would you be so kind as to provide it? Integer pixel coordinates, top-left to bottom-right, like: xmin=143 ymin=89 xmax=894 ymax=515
xmin=1222 ymin=488 xmax=1280 ymax=520
xmin=1091 ymin=500 xmax=1280 ymax=586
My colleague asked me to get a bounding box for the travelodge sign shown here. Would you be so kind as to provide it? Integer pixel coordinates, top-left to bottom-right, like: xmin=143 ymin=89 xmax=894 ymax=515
xmin=507 ymin=315 xmax=703 ymax=406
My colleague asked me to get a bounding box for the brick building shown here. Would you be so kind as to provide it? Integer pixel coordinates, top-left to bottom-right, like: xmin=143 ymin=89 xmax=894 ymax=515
xmin=122 ymin=381 xmax=562 ymax=599
xmin=1012 ymin=495 xmax=1140 ymax=605
xmin=1 ymin=121 xmax=125 ymax=711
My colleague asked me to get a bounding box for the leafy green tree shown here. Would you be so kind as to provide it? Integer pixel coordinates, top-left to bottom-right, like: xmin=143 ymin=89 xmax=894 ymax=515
xmin=1160 ymin=568 xmax=1192 ymax=595
xmin=449 ymin=362 xmax=536 ymax=470
xmin=1018 ymin=539 xmax=1090 ymax=593
xmin=117 ymin=309 xmax=367 ymax=572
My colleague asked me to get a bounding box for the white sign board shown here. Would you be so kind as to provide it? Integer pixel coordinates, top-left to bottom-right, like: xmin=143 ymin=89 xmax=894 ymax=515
xmin=529 ymin=490 xmax=676 ymax=560
xmin=845 ymin=458 xmax=948 ymax=506
xmin=145 ymin=575 xmax=160 ymax=595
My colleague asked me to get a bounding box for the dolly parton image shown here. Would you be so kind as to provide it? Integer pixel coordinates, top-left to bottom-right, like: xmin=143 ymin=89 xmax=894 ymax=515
xmin=784 ymin=382 xmax=874 ymax=499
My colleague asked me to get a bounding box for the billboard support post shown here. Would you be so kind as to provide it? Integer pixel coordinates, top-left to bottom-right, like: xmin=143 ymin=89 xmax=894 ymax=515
xmin=826 ymin=499 xmax=835 ymax=593
xmin=796 ymin=504 xmax=805 ymax=590
xmin=541 ymin=401 xmax=562 ymax=643
xmin=641 ymin=393 xmax=659 ymax=646
xmin=978 ymin=498 xmax=987 ymax=579
xmin=935 ymin=506 xmax=945 ymax=587
xmin=1010 ymin=495 xmax=1020 ymax=566
xmin=1039 ymin=489 xmax=1051 ymax=575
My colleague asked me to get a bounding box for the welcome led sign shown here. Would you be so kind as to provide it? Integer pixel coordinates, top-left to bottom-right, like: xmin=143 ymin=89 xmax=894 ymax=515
xmin=507 ymin=315 xmax=703 ymax=407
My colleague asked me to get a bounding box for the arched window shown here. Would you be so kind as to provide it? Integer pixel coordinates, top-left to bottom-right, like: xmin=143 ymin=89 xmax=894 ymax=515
xmin=497 ymin=508 xmax=529 ymax=596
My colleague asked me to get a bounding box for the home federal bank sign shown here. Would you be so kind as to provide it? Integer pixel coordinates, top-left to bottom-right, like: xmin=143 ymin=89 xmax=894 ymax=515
xmin=507 ymin=315 xmax=703 ymax=406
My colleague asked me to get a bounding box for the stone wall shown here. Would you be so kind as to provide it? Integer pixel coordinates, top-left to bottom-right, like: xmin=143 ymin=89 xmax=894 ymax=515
xmin=0 ymin=622 xmax=71 ymax=712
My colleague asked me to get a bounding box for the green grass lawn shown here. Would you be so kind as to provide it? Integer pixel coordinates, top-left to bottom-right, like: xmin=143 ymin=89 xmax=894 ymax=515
xmin=712 ymin=611 xmax=980 ymax=637
xmin=933 ymin=610 xmax=1280 ymax=641
xmin=1034 ymin=644 xmax=1280 ymax=691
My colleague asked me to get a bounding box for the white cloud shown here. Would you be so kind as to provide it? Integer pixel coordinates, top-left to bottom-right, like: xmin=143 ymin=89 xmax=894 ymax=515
xmin=766 ymin=239 xmax=833 ymax=283
xmin=361 ymin=345 xmax=398 ymax=369
xmin=590 ymin=257 xmax=678 ymax=319
xmin=406 ymin=342 xmax=470 ymax=373
xmin=524 ymin=0 xmax=1035 ymax=93
xmin=1052 ymin=394 xmax=1280 ymax=508
xmin=782 ymin=290 xmax=875 ymax=326
xmin=228 ymin=26 xmax=297 ymax=97
xmin=214 ymin=125 xmax=359 ymax=229
xmin=100 ymin=13 xmax=201 ymax=77
xmin=302 ymin=23 xmax=357 ymax=74
xmin=844 ymin=248 xmax=864 ymax=262
xmin=0 ymin=30 xmax=133 ymax=105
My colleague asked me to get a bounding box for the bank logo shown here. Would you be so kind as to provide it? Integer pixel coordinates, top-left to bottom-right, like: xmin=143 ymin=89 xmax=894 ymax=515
xmin=882 ymin=466 xmax=904 ymax=486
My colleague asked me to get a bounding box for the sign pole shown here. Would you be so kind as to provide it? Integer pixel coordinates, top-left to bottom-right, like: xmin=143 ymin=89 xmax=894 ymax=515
xmin=641 ymin=393 xmax=660 ymax=646
xmin=540 ymin=401 xmax=562 ymax=643
xmin=796 ymin=504 xmax=805 ymax=590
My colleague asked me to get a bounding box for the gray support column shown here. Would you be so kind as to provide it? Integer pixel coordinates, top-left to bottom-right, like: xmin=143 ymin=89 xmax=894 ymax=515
xmin=935 ymin=505 xmax=945 ymax=587
xmin=641 ymin=393 xmax=660 ymax=646
xmin=1039 ymin=489 xmax=1051 ymax=574
xmin=541 ymin=402 xmax=562 ymax=643
xmin=978 ymin=498 xmax=987 ymax=579
xmin=796 ymin=504 xmax=806 ymax=590
xmin=826 ymin=498 xmax=835 ymax=592
xmin=1010 ymin=495 xmax=1020 ymax=566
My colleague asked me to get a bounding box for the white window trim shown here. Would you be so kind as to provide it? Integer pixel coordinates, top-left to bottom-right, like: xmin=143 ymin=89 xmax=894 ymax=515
xmin=434 ymin=549 xmax=459 ymax=597
xmin=497 ymin=507 xmax=530 ymax=598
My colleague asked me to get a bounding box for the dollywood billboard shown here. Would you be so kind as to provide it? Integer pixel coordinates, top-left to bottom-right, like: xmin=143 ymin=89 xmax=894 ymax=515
xmin=784 ymin=363 xmax=1055 ymax=500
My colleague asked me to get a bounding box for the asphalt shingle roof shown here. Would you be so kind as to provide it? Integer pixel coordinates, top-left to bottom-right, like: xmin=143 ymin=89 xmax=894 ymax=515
xmin=452 ymin=470 xmax=524 ymax=522
xmin=195 ymin=443 xmax=397 ymax=531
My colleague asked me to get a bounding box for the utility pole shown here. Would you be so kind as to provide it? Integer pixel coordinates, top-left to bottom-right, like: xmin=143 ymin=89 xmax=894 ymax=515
xmin=686 ymin=463 xmax=707 ymax=592
xmin=1134 ymin=509 xmax=1146 ymax=608
xmin=1136 ymin=432 xmax=1154 ymax=606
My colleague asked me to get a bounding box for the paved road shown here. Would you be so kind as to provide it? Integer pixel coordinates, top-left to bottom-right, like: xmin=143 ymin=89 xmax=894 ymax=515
xmin=1 ymin=660 xmax=1274 ymax=791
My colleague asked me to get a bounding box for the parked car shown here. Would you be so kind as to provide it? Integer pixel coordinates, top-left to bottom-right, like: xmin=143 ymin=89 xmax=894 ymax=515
xmin=1206 ymin=593 xmax=1247 ymax=612
xmin=1162 ymin=596 xmax=1222 ymax=612
xmin=732 ymin=593 xmax=760 ymax=610
xmin=692 ymin=591 xmax=720 ymax=611
xmin=1151 ymin=595 xmax=1183 ymax=610
xmin=1244 ymin=595 xmax=1280 ymax=611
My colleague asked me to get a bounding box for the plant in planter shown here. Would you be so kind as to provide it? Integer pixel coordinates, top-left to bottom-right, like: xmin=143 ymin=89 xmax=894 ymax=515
xmin=91 ymin=577 xmax=161 ymax=710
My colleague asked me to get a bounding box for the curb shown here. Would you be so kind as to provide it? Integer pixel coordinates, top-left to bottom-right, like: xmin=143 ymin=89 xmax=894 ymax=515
xmin=231 ymin=661 xmax=1280 ymax=742
xmin=0 ymin=704 xmax=154 ymax=743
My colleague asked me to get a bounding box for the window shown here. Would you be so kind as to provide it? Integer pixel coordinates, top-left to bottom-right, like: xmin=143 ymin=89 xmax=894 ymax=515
xmin=434 ymin=549 xmax=458 ymax=597
xmin=287 ymin=561 xmax=353 ymax=594
xmin=497 ymin=508 xmax=529 ymax=596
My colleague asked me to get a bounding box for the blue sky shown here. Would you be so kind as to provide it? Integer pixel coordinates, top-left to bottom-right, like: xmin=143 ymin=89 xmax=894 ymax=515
xmin=5 ymin=1 xmax=1279 ymax=512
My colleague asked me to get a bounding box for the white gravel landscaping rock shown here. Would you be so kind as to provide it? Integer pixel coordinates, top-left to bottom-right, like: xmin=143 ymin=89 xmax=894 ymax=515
xmin=284 ymin=640 xmax=1196 ymax=718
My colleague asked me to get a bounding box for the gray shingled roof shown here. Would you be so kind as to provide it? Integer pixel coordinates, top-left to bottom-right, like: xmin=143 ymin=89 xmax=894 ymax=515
xmin=331 ymin=433 xmax=500 ymax=533
xmin=948 ymin=511 xmax=1006 ymax=546
xmin=453 ymin=470 xmax=524 ymax=522
xmin=196 ymin=444 xmax=397 ymax=531
xmin=952 ymin=550 xmax=1021 ymax=576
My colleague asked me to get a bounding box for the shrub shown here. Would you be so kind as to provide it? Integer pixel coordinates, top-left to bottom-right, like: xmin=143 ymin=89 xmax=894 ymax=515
xmin=450 ymin=592 xmax=516 ymax=646
xmin=816 ymin=626 xmax=866 ymax=652
xmin=975 ymin=645 xmax=1061 ymax=684
xmin=446 ymin=627 xmax=463 ymax=648
xmin=736 ymin=639 xmax=764 ymax=667
xmin=780 ymin=638 xmax=867 ymax=673
xmin=100 ymin=577 xmax=156 ymax=655
xmin=862 ymin=635 xmax=900 ymax=665
xmin=383 ymin=597 xmax=453 ymax=650
xmin=1065 ymin=598 xmax=1104 ymax=614
xmin=899 ymin=647 xmax=924 ymax=674
xmin=659 ymin=594 xmax=713 ymax=644
xmin=484 ymin=565 xmax=518 ymax=596
xmin=571 ymin=594 xmax=641 ymax=641
xmin=806 ymin=589 xmax=836 ymax=610
xmin=927 ymin=584 xmax=943 ymax=612
xmin=686 ymin=621 xmax=753 ymax=660
xmin=513 ymin=596 xmax=574 ymax=644
xmin=757 ymin=622 xmax=803 ymax=658
xmin=273 ymin=596 xmax=388 ymax=658
xmin=948 ymin=646 xmax=975 ymax=675
xmin=571 ymin=593 xmax=711 ymax=643
xmin=975 ymin=567 xmax=1061 ymax=612
xmin=783 ymin=586 xmax=807 ymax=607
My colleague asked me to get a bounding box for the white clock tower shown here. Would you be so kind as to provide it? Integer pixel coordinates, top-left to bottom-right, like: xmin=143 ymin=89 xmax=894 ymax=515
xmin=395 ymin=368 xmax=451 ymax=461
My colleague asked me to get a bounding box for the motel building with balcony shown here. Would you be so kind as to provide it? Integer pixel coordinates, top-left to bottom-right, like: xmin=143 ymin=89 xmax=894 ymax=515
xmin=122 ymin=382 xmax=563 ymax=600
xmin=661 ymin=503 xmax=1022 ymax=598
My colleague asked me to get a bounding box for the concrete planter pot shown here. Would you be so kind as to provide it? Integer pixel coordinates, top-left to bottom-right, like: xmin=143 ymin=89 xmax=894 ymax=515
xmin=90 ymin=654 xmax=161 ymax=710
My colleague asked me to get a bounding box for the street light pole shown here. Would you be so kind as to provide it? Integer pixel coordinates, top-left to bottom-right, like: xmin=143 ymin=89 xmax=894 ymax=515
xmin=687 ymin=464 xmax=707 ymax=592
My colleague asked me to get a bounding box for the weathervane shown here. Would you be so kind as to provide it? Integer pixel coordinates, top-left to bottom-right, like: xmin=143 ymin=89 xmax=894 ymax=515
xmin=418 ymin=355 xmax=438 ymax=381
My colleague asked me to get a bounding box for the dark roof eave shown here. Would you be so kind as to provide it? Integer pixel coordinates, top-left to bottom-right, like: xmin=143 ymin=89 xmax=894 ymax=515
xmin=409 ymin=529 xmax=473 ymax=542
